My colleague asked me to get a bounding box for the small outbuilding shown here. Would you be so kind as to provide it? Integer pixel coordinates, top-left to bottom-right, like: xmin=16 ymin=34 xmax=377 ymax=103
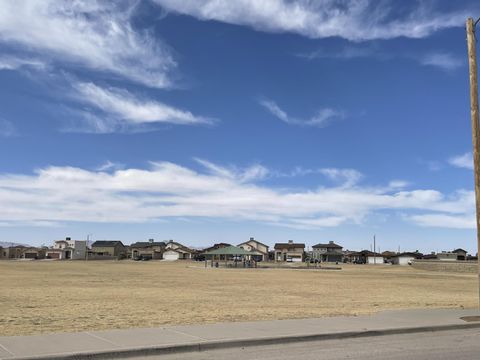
xmin=202 ymin=245 xmax=257 ymax=267
xmin=391 ymin=252 xmax=422 ymax=266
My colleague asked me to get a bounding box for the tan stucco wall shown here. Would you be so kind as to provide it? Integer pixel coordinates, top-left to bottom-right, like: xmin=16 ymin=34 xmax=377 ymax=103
xmin=411 ymin=260 xmax=477 ymax=273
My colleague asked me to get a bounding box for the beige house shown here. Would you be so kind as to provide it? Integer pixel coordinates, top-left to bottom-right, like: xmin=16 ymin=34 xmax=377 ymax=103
xmin=21 ymin=247 xmax=46 ymax=259
xmin=164 ymin=240 xmax=194 ymax=260
xmin=46 ymin=237 xmax=87 ymax=260
xmin=130 ymin=239 xmax=165 ymax=260
xmin=90 ymin=240 xmax=126 ymax=259
xmin=274 ymin=240 xmax=305 ymax=262
xmin=2 ymin=246 xmax=26 ymax=259
xmin=237 ymin=237 xmax=269 ymax=261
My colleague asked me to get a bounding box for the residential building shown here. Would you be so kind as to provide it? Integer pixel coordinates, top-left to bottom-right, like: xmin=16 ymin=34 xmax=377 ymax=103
xmin=452 ymin=248 xmax=468 ymax=261
xmin=21 ymin=247 xmax=46 ymax=259
xmin=391 ymin=252 xmax=422 ymax=266
xmin=349 ymin=250 xmax=384 ymax=264
xmin=130 ymin=239 xmax=165 ymax=260
xmin=3 ymin=246 xmax=26 ymax=259
xmin=381 ymin=251 xmax=397 ymax=262
xmin=90 ymin=240 xmax=126 ymax=259
xmin=311 ymin=241 xmax=343 ymax=263
xmin=196 ymin=243 xmax=231 ymax=260
xmin=274 ymin=240 xmax=305 ymax=262
xmin=164 ymin=240 xmax=194 ymax=260
xmin=237 ymin=237 xmax=269 ymax=261
xmin=422 ymin=252 xmax=438 ymax=260
xmin=436 ymin=251 xmax=458 ymax=261
xmin=46 ymin=237 xmax=87 ymax=260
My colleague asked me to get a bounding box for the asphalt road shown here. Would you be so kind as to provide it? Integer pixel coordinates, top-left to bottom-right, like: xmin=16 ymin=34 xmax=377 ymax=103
xmin=132 ymin=328 xmax=480 ymax=360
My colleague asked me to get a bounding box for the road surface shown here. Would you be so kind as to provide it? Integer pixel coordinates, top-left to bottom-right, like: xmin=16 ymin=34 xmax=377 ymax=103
xmin=132 ymin=328 xmax=480 ymax=360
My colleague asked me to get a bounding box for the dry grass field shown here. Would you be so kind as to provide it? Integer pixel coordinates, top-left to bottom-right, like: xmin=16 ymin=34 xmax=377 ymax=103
xmin=0 ymin=260 xmax=476 ymax=336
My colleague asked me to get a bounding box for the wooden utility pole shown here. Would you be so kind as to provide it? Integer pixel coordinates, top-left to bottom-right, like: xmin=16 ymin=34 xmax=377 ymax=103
xmin=373 ymin=235 xmax=376 ymax=265
xmin=466 ymin=17 xmax=480 ymax=308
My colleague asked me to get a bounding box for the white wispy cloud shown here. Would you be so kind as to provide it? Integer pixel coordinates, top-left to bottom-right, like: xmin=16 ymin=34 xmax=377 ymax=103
xmin=153 ymin=0 xmax=471 ymax=41
xmin=297 ymin=45 xmax=376 ymax=60
xmin=448 ymin=152 xmax=473 ymax=170
xmin=71 ymin=82 xmax=213 ymax=130
xmin=195 ymin=158 xmax=269 ymax=183
xmin=420 ymin=53 xmax=463 ymax=71
xmin=0 ymin=1 xmax=175 ymax=88
xmin=318 ymin=168 xmax=363 ymax=187
xmin=0 ymin=119 xmax=16 ymax=137
xmin=0 ymin=161 xmax=474 ymax=230
xmin=408 ymin=213 xmax=475 ymax=229
xmin=96 ymin=161 xmax=125 ymax=172
xmin=259 ymin=98 xmax=344 ymax=128
xmin=298 ymin=46 xmax=464 ymax=72
xmin=0 ymin=56 xmax=46 ymax=71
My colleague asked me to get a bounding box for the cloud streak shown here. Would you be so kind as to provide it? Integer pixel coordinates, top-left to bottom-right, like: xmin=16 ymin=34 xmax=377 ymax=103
xmin=0 ymin=56 xmax=47 ymax=71
xmin=153 ymin=0 xmax=472 ymax=41
xmin=72 ymin=82 xmax=213 ymax=130
xmin=259 ymin=98 xmax=344 ymax=128
xmin=0 ymin=119 xmax=16 ymax=137
xmin=0 ymin=161 xmax=474 ymax=230
xmin=449 ymin=152 xmax=473 ymax=170
xmin=298 ymin=45 xmax=464 ymax=72
xmin=0 ymin=1 xmax=175 ymax=88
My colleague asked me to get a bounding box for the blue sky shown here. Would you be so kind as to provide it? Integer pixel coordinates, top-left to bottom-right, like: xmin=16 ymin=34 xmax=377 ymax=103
xmin=0 ymin=0 xmax=479 ymax=253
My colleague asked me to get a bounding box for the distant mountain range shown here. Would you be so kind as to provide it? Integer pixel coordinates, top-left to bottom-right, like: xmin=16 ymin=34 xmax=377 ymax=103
xmin=0 ymin=241 xmax=30 ymax=248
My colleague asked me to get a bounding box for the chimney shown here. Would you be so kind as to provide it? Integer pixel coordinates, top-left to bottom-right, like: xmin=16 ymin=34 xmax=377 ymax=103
xmin=250 ymin=237 xmax=254 ymax=241
xmin=329 ymin=241 xmax=334 ymax=244
xmin=288 ymin=240 xmax=293 ymax=244
xmin=66 ymin=237 xmax=71 ymax=241
xmin=149 ymin=238 xmax=154 ymax=243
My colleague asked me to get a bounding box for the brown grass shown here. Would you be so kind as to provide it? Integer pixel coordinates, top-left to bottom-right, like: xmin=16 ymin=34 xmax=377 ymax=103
xmin=0 ymin=260 xmax=476 ymax=336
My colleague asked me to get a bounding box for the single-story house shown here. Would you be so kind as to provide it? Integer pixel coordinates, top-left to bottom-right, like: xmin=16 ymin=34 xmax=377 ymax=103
xmin=21 ymin=247 xmax=46 ymax=259
xmin=3 ymin=246 xmax=26 ymax=259
xmin=391 ymin=252 xmax=422 ymax=266
xmin=381 ymin=251 xmax=397 ymax=261
xmin=452 ymin=248 xmax=468 ymax=261
xmin=350 ymin=250 xmax=384 ymax=264
xmin=237 ymin=237 xmax=269 ymax=261
xmin=436 ymin=251 xmax=458 ymax=261
xmin=274 ymin=240 xmax=305 ymax=262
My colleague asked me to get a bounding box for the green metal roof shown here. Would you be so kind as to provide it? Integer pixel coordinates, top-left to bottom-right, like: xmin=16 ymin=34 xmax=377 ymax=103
xmin=203 ymin=245 xmax=256 ymax=256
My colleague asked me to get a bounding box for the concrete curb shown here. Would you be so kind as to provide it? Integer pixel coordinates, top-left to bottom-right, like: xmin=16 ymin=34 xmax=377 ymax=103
xmin=13 ymin=322 xmax=480 ymax=360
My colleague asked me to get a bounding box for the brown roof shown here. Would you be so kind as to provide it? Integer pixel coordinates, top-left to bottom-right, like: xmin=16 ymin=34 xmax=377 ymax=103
xmin=238 ymin=238 xmax=269 ymax=248
xmin=201 ymin=243 xmax=231 ymax=253
xmin=312 ymin=242 xmax=342 ymax=249
xmin=130 ymin=241 xmax=165 ymax=248
xmin=91 ymin=240 xmax=124 ymax=247
xmin=166 ymin=240 xmax=193 ymax=253
xmin=274 ymin=243 xmax=305 ymax=250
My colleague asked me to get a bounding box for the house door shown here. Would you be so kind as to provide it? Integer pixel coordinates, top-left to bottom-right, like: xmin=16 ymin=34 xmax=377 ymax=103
xmin=283 ymin=253 xmax=287 ymax=261
xmin=65 ymin=251 xmax=71 ymax=259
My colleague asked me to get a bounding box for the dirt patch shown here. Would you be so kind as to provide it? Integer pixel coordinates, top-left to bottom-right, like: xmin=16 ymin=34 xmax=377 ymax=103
xmin=0 ymin=261 xmax=476 ymax=336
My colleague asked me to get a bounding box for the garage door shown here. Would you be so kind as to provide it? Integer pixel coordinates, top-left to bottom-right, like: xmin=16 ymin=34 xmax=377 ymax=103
xmin=48 ymin=253 xmax=60 ymax=259
xmin=164 ymin=253 xmax=179 ymax=261
xmin=24 ymin=253 xmax=37 ymax=259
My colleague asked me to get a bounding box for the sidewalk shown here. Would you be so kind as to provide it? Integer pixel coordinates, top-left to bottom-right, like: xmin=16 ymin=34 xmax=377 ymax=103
xmin=1 ymin=309 xmax=479 ymax=360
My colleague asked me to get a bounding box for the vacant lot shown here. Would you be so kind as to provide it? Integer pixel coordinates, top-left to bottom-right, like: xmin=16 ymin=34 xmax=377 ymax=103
xmin=0 ymin=261 xmax=476 ymax=336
